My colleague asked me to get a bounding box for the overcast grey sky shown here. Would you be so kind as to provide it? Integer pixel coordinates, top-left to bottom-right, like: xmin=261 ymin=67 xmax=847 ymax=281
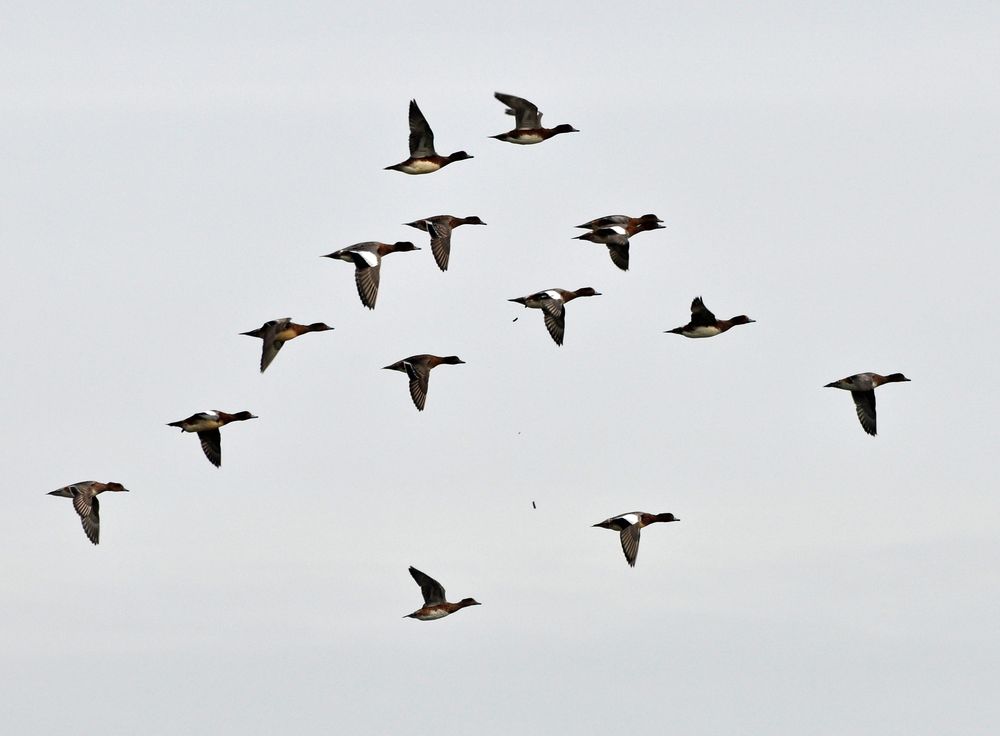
xmin=3 ymin=2 xmax=1000 ymax=734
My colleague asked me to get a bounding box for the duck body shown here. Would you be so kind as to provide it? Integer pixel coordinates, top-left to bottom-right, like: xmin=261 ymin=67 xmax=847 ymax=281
xmin=593 ymin=511 xmax=680 ymax=567
xmin=404 ymin=566 xmax=481 ymax=621
xmin=240 ymin=318 xmax=333 ymax=372
xmin=824 ymin=372 xmax=911 ymax=436
xmin=48 ymin=480 xmax=130 ymax=545
xmin=576 ymin=214 xmax=664 ymax=235
xmin=508 ymin=287 xmax=601 ymax=346
xmin=322 ymin=241 xmax=419 ymax=309
xmin=382 ymin=354 xmax=465 ymax=411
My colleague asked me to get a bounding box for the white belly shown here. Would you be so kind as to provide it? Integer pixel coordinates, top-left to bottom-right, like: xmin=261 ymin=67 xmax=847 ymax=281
xmin=511 ymin=133 xmax=544 ymax=145
xmin=419 ymin=608 xmax=450 ymax=620
xmin=685 ymin=326 xmax=722 ymax=338
xmin=400 ymin=160 xmax=442 ymax=175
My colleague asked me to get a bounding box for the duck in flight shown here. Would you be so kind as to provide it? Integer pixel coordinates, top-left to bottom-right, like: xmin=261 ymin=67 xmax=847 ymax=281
xmin=574 ymin=228 xmax=633 ymax=271
xmin=404 ymin=567 xmax=481 ymax=621
xmin=824 ymin=372 xmax=911 ymax=436
xmin=385 ymin=99 xmax=473 ymax=174
xmin=240 ymin=318 xmax=333 ymax=372
xmin=404 ymin=215 xmax=487 ymax=271
xmin=322 ymin=241 xmax=420 ymax=309
xmin=665 ymin=296 xmax=755 ymax=338
xmin=490 ymin=92 xmax=579 ymax=144
xmin=593 ymin=512 xmax=680 ymax=567
xmin=166 ymin=410 xmax=257 ymax=467
xmin=574 ymin=214 xmax=666 ymax=271
xmin=508 ymin=287 xmax=601 ymax=346
xmin=47 ymin=481 xmax=130 ymax=545
xmin=575 ymin=214 xmax=664 ymax=234
xmin=382 ymin=354 xmax=465 ymax=411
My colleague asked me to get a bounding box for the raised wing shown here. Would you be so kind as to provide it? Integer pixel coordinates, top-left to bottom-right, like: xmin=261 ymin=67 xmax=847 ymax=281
xmin=409 ymin=566 xmax=446 ymax=605
xmin=689 ymin=297 xmax=717 ymax=328
xmin=408 ymin=99 xmax=435 ymax=157
xmin=494 ymin=92 xmax=542 ymax=129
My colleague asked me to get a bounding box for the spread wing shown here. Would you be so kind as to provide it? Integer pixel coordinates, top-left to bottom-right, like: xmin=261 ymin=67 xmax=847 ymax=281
xmin=852 ymin=390 xmax=877 ymax=436
xmin=689 ymin=297 xmax=717 ymax=328
xmin=198 ymin=429 xmax=222 ymax=467
xmin=403 ymin=361 xmax=432 ymax=411
xmin=607 ymin=242 xmax=630 ymax=271
xmin=409 ymin=567 xmax=446 ymax=605
xmin=494 ymin=92 xmax=541 ymax=129
xmin=539 ymin=299 xmax=567 ymax=346
xmin=408 ymin=99 xmax=435 ymax=157
xmin=353 ymin=262 xmax=381 ymax=309
xmin=258 ymin=318 xmax=290 ymax=372
xmin=620 ymin=523 xmax=641 ymax=567
xmin=426 ymin=221 xmax=453 ymax=272
xmin=260 ymin=337 xmax=285 ymax=373
xmin=73 ymin=492 xmax=100 ymax=545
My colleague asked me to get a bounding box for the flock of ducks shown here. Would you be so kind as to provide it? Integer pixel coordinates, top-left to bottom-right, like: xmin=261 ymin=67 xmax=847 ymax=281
xmin=46 ymin=92 xmax=912 ymax=620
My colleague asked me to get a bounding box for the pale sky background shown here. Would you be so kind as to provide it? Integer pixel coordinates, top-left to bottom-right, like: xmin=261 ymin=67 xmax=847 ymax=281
xmin=3 ymin=2 xmax=1000 ymax=734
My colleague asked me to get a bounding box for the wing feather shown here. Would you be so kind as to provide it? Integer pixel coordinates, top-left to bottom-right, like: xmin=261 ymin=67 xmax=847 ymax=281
xmin=409 ymin=567 xmax=446 ymax=605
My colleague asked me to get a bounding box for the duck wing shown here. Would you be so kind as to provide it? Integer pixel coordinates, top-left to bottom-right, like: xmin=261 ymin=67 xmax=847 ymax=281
xmin=539 ymin=299 xmax=567 ymax=346
xmin=688 ymin=297 xmax=717 ymax=328
xmin=197 ymin=428 xmax=222 ymax=467
xmin=607 ymin=242 xmax=629 ymax=271
xmin=852 ymin=390 xmax=877 ymax=436
xmin=260 ymin=339 xmax=285 ymax=373
xmin=426 ymin=221 xmax=454 ymax=272
xmin=408 ymin=99 xmax=436 ymax=157
xmin=402 ymin=360 xmax=432 ymax=411
xmin=73 ymin=491 xmax=100 ymax=545
xmin=409 ymin=566 xmax=446 ymax=605
xmin=258 ymin=319 xmax=290 ymax=372
xmin=352 ymin=260 xmax=381 ymax=310
xmin=619 ymin=523 xmax=641 ymax=567
xmin=494 ymin=92 xmax=541 ymax=129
